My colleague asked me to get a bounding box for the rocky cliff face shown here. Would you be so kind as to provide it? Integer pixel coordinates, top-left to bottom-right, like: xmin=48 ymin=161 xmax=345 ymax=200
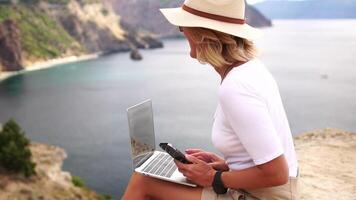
xmin=42 ymin=0 xmax=131 ymax=54
xmin=245 ymin=3 xmax=272 ymax=27
xmin=0 ymin=143 xmax=103 ymax=200
xmin=106 ymin=0 xmax=272 ymax=38
xmin=0 ymin=19 xmax=23 ymax=72
xmin=0 ymin=0 xmax=163 ymax=72
xmin=46 ymin=0 xmax=163 ymax=54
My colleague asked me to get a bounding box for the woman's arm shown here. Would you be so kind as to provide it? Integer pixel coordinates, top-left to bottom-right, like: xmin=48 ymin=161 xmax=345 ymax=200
xmin=175 ymin=153 xmax=289 ymax=189
xmin=185 ymin=149 xmax=229 ymax=171
xmin=220 ymin=154 xmax=289 ymax=190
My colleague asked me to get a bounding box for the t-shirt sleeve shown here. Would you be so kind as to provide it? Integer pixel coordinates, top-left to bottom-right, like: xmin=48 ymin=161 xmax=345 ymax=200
xmin=218 ymin=80 xmax=284 ymax=165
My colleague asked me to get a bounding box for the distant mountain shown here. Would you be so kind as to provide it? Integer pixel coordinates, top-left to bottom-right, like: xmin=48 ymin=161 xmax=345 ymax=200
xmin=254 ymin=0 xmax=356 ymax=19
xmin=106 ymin=0 xmax=272 ymax=38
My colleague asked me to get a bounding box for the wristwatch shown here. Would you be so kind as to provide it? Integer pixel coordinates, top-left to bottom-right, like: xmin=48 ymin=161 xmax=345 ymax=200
xmin=212 ymin=171 xmax=228 ymax=194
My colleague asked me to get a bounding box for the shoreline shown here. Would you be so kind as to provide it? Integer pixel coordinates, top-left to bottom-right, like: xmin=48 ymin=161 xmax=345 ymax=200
xmin=0 ymin=52 xmax=102 ymax=82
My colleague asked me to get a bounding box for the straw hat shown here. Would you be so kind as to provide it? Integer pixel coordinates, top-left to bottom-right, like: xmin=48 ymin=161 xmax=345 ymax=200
xmin=159 ymin=0 xmax=263 ymax=41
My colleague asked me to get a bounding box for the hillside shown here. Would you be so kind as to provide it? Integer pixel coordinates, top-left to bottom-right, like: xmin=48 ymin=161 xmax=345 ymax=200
xmin=254 ymin=0 xmax=356 ymax=19
xmin=106 ymin=0 xmax=272 ymax=38
xmin=0 ymin=0 xmax=162 ymax=72
xmin=295 ymin=128 xmax=356 ymax=199
xmin=0 ymin=142 xmax=109 ymax=200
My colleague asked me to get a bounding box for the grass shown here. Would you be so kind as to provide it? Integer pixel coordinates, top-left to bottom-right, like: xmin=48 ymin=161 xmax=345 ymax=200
xmin=0 ymin=5 xmax=82 ymax=61
xmin=98 ymin=194 xmax=113 ymax=200
xmin=72 ymin=175 xmax=85 ymax=187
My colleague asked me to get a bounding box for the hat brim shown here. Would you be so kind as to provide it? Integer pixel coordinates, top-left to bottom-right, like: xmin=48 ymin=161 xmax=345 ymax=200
xmin=160 ymin=7 xmax=263 ymax=41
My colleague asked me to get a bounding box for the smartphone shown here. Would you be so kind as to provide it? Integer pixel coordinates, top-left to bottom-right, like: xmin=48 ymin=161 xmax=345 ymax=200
xmin=159 ymin=143 xmax=192 ymax=164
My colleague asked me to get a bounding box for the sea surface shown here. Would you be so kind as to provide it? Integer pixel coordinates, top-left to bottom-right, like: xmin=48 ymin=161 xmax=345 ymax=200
xmin=0 ymin=20 xmax=356 ymax=199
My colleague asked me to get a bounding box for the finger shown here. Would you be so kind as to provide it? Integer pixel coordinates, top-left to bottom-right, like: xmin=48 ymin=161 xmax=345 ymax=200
xmin=186 ymin=154 xmax=204 ymax=164
xmin=208 ymin=163 xmax=219 ymax=168
xmin=196 ymin=156 xmax=206 ymax=161
xmin=185 ymin=149 xmax=203 ymax=154
xmin=190 ymin=152 xmax=212 ymax=162
xmin=178 ymin=168 xmax=187 ymax=174
xmin=174 ymin=159 xmax=187 ymax=170
xmin=190 ymin=152 xmax=210 ymax=158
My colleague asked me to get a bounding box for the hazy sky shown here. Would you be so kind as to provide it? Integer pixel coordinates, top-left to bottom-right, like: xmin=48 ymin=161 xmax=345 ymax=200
xmin=246 ymin=0 xmax=266 ymax=4
xmin=247 ymin=0 xmax=309 ymax=4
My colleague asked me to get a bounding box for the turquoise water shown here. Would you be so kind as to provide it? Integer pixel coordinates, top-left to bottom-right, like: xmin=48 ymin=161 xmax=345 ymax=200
xmin=1 ymin=20 xmax=356 ymax=199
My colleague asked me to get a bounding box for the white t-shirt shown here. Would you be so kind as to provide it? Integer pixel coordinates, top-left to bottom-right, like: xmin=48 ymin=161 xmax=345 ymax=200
xmin=212 ymin=58 xmax=298 ymax=177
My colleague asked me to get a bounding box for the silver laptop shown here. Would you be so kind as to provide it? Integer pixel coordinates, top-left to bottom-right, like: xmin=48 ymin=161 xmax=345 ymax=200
xmin=127 ymin=99 xmax=196 ymax=187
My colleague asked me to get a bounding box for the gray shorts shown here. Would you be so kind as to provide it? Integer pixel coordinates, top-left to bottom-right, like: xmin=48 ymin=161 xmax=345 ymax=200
xmin=201 ymin=175 xmax=299 ymax=200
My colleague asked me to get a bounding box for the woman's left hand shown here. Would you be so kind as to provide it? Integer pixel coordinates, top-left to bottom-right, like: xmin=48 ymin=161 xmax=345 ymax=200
xmin=174 ymin=155 xmax=216 ymax=187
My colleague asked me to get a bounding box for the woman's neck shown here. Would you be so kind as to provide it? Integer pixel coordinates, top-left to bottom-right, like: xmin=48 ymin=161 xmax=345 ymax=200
xmin=215 ymin=60 xmax=247 ymax=84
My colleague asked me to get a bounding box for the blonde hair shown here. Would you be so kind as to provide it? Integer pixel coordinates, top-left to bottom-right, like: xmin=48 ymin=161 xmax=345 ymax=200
xmin=184 ymin=27 xmax=259 ymax=68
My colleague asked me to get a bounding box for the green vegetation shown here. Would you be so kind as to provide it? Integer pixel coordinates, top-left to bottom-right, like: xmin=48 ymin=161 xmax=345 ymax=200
xmin=72 ymin=175 xmax=113 ymax=199
xmin=98 ymin=194 xmax=113 ymax=200
xmin=101 ymin=8 xmax=108 ymax=16
xmin=0 ymin=5 xmax=82 ymax=60
xmin=72 ymin=175 xmax=86 ymax=187
xmin=0 ymin=119 xmax=36 ymax=177
xmin=1 ymin=0 xmax=70 ymax=5
xmin=19 ymin=0 xmax=40 ymax=4
xmin=45 ymin=0 xmax=70 ymax=4
xmin=0 ymin=0 xmax=12 ymax=4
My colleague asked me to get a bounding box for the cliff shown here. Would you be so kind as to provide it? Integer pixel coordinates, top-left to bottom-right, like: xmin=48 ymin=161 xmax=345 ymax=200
xmin=245 ymin=3 xmax=272 ymax=28
xmin=106 ymin=0 xmax=272 ymax=38
xmin=0 ymin=0 xmax=163 ymax=72
xmin=0 ymin=142 xmax=106 ymax=200
xmin=0 ymin=19 xmax=23 ymax=71
xmin=295 ymin=128 xmax=356 ymax=199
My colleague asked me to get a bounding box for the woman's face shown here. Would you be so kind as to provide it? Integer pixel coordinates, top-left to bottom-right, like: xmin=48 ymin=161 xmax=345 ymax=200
xmin=181 ymin=27 xmax=197 ymax=58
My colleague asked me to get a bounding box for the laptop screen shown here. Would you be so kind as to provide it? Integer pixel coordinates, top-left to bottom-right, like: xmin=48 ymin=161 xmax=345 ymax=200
xmin=127 ymin=99 xmax=155 ymax=168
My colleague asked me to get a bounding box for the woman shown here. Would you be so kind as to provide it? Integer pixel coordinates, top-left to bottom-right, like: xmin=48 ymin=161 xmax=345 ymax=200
xmin=122 ymin=0 xmax=299 ymax=199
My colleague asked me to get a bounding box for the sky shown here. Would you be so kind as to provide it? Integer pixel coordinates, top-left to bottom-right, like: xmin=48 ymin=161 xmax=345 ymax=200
xmin=246 ymin=0 xmax=266 ymax=4
xmin=247 ymin=0 xmax=309 ymax=4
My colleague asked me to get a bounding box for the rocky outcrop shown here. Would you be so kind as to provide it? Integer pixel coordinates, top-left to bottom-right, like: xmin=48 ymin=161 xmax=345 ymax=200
xmin=0 ymin=0 xmax=164 ymax=73
xmin=47 ymin=0 xmax=162 ymax=54
xmin=106 ymin=0 xmax=272 ymax=38
xmin=0 ymin=19 xmax=23 ymax=72
xmin=130 ymin=49 xmax=142 ymax=60
xmin=120 ymin=20 xmax=163 ymax=49
xmin=42 ymin=0 xmax=132 ymax=54
xmin=295 ymin=128 xmax=356 ymax=199
xmin=0 ymin=143 xmax=103 ymax=200
xmin=245 ymin=3 xmax=272 ymax=27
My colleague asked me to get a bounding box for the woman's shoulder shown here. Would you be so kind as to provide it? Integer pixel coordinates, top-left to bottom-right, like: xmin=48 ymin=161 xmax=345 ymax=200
xmin=221 ymin=58 xmax=265 ymax=86
xmin=218 ymin=58 xmax=269 ymax=99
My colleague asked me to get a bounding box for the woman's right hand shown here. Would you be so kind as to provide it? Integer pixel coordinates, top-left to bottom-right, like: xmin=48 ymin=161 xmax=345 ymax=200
xmin=185 ymin=149 xmax=229 ymax=171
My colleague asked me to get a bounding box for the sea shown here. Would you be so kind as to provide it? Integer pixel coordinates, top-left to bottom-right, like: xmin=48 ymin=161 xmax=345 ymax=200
xmin=0 ymin=20 xmax=355 ymax=199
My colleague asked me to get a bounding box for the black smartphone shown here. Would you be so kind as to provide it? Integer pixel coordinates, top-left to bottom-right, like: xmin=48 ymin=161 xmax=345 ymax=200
xmin=159 ymin=143 xmax=192 ymax=164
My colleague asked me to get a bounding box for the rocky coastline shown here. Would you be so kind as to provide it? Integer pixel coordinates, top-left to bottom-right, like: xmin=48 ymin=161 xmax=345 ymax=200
xmin=0 ymin=142 xmax=108 ymax=200
xmin=0 ymin=128 xmax=354 ymax=199
xmin=0 ymin=53 xmax=100 ymax=82
xmin=0 ymin=0 xmax=163 ymax=78
xmin=0 ymin=0 xmax=273 ymax=82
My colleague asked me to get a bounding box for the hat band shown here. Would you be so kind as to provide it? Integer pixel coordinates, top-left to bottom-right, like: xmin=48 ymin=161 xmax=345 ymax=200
xmin=182 ymin=4 xmax=245 ymax=24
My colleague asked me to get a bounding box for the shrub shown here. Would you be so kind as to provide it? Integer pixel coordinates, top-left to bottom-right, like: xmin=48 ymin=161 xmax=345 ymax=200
xmin=98 ymin=194 xmax=112 ymax=200
xmin=101 ymin=8 xmax=108 ymax=16
xmin=72 ymin=175 xmax=85 ymax=187
xmin=0 ymin=119 xmax=36 ymax=177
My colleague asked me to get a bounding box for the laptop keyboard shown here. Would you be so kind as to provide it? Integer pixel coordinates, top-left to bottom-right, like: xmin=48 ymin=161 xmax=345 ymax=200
xmin=142 ymin=152 xmax=177 ymax=178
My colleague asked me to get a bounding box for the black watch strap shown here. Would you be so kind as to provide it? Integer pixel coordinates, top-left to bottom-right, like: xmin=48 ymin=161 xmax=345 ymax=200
xmin=212 ymin=171 xmax=228 ymax=194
